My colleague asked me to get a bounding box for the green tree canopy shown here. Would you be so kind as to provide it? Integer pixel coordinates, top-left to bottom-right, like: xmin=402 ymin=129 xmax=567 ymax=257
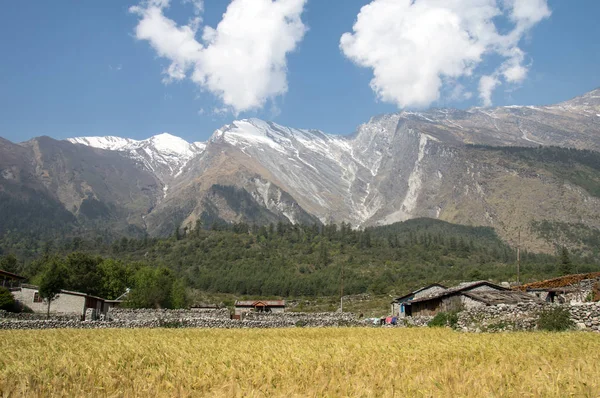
xmin=38 ymin=257 xmax=67 ymax=317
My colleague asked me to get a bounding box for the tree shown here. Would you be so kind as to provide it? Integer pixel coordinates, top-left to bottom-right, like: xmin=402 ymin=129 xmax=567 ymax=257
xmin=0 ymin=286 xmax=17 ymax=312
xmin=170 ymin=278 xmax=188 ymax=309
xmin=38 ymin=258 xmax=66 ymax=318
xmin=65 ymin=252 xmax=103 ymax=296
xmin=559 ymin=247 xmax=574 ymax=276
xmin=0 ymin=254 xmax=18 ymax=274
xmin=126 ymin=267 xmax=174 ymax=308
xmin=98 ymin=259 xmax=133 ymax=300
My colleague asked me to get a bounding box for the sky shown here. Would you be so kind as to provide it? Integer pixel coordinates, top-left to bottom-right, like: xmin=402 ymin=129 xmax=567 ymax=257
xmin=0 ymin=0 xmax=599 ymax=144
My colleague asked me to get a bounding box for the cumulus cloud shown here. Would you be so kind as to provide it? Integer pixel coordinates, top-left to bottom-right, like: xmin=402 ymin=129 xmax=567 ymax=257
xmin=130 ymin=0 xmax=307 ymax=114
xmin=340 ymin=0 xmax=551 ymax=108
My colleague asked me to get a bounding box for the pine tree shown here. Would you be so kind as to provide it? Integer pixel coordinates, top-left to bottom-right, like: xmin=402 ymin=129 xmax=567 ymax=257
xmin=559 ymin=247 xmax=573 ymax=276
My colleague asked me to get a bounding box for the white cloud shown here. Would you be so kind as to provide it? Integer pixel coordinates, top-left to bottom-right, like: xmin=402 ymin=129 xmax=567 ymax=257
xmin=130 ymin=0 xmax=307 ymax=114
xmin=479 ymin=75 xmax=500 ymax=106
xmin=340 ymin=0 xmax=551 ymax=108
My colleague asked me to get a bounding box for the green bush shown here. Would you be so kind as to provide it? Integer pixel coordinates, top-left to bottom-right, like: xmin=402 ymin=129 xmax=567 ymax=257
xmin=537 ymin=307 xmax=574 ymax=332
xmin=0 ymin=287 xmax=18 ymax=312
xmin=428 ymin=311 xmax=459 ymax=328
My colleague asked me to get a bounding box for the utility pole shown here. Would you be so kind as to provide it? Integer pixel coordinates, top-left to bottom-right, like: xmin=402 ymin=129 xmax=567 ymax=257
xmin=517 ymin=229 xmax=521 ymax=284
xmin=340 ymin=261 xmax=344 ymax=313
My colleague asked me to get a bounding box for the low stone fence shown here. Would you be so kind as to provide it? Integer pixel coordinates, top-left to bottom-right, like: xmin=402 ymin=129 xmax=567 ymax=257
xmin=0 ymin=319 xmax=295 ymax=330
xmin=0 ymin=309 xmax=81 ymax=322
xmin=107 ymin=308 xmax=231 ymax=321
xmin=0 ymin=310 xmax=362 ymax=330
xmin=457 ymin=302 xmax=600 ymax=332
xmin=243 ymin=312 xmax=360 ymax=327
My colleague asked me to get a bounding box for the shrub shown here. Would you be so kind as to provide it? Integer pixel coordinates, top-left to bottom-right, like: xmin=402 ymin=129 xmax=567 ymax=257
xmin=295 ymin=320 xmax=307 ymax=328
xmin=428 ymin=312 xmax=459 ymax=328
xmin=0 ymin=287 xmax=18 ymax=312
xmin=537 ymin=307 xmax=574 ymax=332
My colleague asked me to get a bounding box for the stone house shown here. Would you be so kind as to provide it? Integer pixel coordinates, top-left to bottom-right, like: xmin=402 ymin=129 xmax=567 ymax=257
xmin=391 ymin=284 xmax=447 ymax=317
xmin=234 ymin=300 xmax=286 ymax=318
xmin=408 ymin=281 xmax=508 ymax=316
xmin=517 ymin=272 xmax=600 ymax=304
xmin=12 ymin=284 xmax=118 ymax=319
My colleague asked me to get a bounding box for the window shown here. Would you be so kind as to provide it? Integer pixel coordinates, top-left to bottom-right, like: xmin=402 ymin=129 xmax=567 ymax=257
xmin=33 ymin=292 xmax=43 ymax=303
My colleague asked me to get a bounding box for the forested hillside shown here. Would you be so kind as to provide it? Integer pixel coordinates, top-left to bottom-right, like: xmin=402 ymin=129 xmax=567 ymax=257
xmin=3 ymin=219 xmax=598 ymax=308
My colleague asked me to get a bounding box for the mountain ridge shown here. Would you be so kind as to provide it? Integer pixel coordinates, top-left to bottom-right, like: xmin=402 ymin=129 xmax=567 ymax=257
xmin=2 ymin=88 xmax=600 ymax=254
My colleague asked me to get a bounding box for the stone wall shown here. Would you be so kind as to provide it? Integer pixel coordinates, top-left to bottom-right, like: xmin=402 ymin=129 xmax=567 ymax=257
xmin=0 ymin=309 xmax=80 ymax=322
xmin=457 ymin=302 xmax=600 ymax=332
xmin=243 ymin=312 xmax=359 ymax=327
xmin=107 ymin=308 xmax=231 ymax=321
xmin=0 ymin=309 xmax=362 ymax=330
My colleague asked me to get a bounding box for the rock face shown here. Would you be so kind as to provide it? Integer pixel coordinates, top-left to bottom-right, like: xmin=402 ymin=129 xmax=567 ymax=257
xmin=1 ymin=89 xmax=600 ymax=251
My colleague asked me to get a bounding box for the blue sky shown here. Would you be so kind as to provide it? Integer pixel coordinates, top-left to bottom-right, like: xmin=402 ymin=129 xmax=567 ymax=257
xmin=1 ymin=0 xmax=599 ymax=144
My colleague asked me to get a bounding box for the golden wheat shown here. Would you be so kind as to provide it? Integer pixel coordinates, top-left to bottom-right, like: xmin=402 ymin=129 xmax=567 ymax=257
xmin=1 ymin=328 xmax=599 ymax=397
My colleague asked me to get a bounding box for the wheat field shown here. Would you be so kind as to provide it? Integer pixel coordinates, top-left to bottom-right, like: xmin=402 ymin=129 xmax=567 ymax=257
xmin=1 ymin=328 xmax=599 ymax=397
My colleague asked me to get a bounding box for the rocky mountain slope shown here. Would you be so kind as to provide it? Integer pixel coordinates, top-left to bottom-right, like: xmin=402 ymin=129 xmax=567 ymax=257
xmin=68 ymin=133 xmax=206 ymax=185
xmin=1 ymin=88 xmax=600 ymax=252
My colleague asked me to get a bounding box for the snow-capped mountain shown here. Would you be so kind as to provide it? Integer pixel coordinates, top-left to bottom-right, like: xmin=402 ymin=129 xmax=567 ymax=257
xmin=4 ymin=88 xmax=599 ymax=252
xmin=68 ymin=133 xmax=206 ymax=183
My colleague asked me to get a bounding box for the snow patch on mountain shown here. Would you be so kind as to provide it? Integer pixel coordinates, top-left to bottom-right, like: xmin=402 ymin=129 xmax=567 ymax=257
xmin=68 ymin=133 xmax=206 ymax=181
xmin=68 ymin=136 xmax=137 ymax=151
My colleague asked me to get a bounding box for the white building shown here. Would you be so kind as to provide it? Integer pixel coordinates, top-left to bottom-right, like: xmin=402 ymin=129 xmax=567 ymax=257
xmin=12 ymin=284 xmax=119 ymax=319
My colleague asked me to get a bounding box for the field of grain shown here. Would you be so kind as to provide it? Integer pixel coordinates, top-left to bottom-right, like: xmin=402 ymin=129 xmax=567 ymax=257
xmin=1 ymin=328 xmax=599 ymax=397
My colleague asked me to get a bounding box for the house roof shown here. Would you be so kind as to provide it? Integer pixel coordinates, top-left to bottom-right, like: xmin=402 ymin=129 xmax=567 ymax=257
xmin=0 ymin=269 xmax=26 ymax=280
xmin=235 ymin=300 xmax=286 ymax=307
xmin=392 ymin=283 xmax=447 ymax=303
xmin=409 ymin=281 xmax=508 ymax=304
xmin=464 ymin=290 xmax=544 ymax=305
xmin=516 ymin=272 xmax=600 ymax=292
xmin=21 ymin=284 xmax=108 ymax=302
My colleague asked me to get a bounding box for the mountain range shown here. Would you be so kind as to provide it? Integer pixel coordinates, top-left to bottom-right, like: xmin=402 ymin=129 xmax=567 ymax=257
xmin=2 ymin=88 xmax=600 ymax=254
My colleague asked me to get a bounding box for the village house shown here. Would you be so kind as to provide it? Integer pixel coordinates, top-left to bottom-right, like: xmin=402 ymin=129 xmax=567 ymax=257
xmin=407 ymin=281 xmax=508 ymax=317
xmin=11 ymin=284 xmax=120 ymax=319
xmin=517 ymin=272 xmax=600 ymax=304
xmin=234 ymin=300 xmax=286 ymax=318
xmin=391 ymin=283 xmax=447 ymax=317
xmin=0 ymin=269 xmax=26 ymax=290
